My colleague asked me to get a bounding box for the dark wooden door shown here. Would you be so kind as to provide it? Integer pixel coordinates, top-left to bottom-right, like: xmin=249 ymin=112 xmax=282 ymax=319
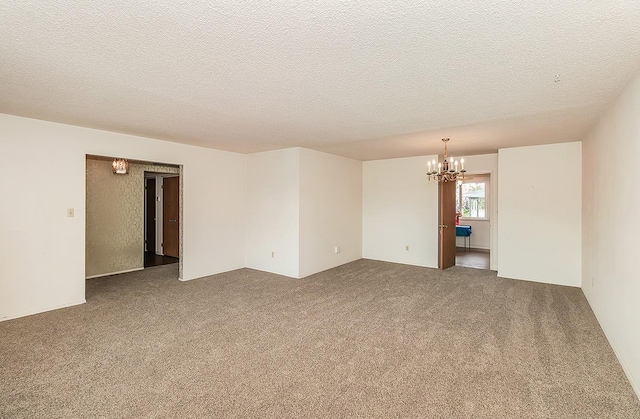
xmin=439 ymin=180 xmax=456 ymax=270
xmin=162 ymin=176 xmax=180 ymax=258
xmin=145 ymin=178 xmax=156 ymax=253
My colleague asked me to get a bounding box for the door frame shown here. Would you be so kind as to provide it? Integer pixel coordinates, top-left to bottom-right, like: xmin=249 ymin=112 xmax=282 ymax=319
xmin=161 ymin=175 xmax=180 ymax=258
xmin=450 ymin=170 xmax=496 ymax=270
xmin=85 ymin=154 xmax=183 ymax=283
xmin=143 ymin=172 xmax=180 ymax=256
xmin=144 ymin=177 xmax=156 ymax=253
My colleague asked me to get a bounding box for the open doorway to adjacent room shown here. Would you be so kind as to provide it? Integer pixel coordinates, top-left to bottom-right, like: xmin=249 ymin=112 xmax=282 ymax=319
xmin=85 ymin=155 xmax=182 ymax=283
xmin=455 ymin=173 xmax=491 ymax=269
xmin=144 ymin=172 xmax=180 ymax=268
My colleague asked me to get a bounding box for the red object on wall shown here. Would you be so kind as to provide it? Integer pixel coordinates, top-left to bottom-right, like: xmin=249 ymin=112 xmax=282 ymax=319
xmin=456 ymin=213 xmax=460 ymax=225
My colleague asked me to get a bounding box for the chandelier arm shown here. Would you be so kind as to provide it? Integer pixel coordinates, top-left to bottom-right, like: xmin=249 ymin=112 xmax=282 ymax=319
xmin=426 ymin=138 xmax=464 ymax=183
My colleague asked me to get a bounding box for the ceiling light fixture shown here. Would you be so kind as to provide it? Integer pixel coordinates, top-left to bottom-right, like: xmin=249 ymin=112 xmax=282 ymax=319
xmin=112 ymin=158 xmax=129 ymax=174
xmin=426 ymin=138 xmax=466 ymax=183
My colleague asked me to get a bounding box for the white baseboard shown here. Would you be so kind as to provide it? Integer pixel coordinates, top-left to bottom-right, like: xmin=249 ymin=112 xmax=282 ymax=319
xmin=85 ymin=267 xmax=144 ymax=279
xmin=456 ymin=246 xmax=490 ymax=251
xmin=1 ymin=299 xmax=86 ymax=322
xmin=496 ymin=271 xmax=580 ymax=288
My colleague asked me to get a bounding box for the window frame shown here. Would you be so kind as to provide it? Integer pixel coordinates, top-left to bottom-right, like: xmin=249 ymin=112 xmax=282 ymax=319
xmin=456 ymin=179 xmax=489 ymax=221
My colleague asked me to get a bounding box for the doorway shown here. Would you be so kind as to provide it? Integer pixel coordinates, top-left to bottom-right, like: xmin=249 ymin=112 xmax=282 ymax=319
xmin=84 ymin=155 xmax=182 ymax=282
xmin=144 ymin=172 xmax=180 ymax=268
xmin=454 ymin=173 xmax=491 ymax=269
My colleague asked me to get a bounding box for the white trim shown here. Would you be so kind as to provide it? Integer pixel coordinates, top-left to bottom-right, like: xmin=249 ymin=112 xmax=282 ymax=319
xmin=0 ymin=300 xmax=86 ymax=322
xmin=497 ymin=272 xmax=580 ymax=288
xmin=156 ymin=175 xmax=163 ymax=254
xmin=457 ymin=178 xmax=489 ymax=219
xmin=85 ymin=267 xmax=144 ymax=279
xmin=144 ymin=177 xmax=149 ymax=252
xmin=459 ymin=245 xmax=491 ymax=251
xmin=456 ymin=170 xmax=496 ymax=270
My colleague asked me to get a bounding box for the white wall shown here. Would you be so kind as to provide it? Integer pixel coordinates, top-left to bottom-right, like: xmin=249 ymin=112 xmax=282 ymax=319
xmin=0 ymin=113 xmax=247 ymax=321
xmin=299 ymin=149 xmax=362 ymax=278
xmin=456 ymin=219 xmax=490 ymax=249
xmin=180 ymin=149 xmax=246 ymax=281
xmin=246 ymin=148 xmax=363 ymax=279
xmin=245 ymin=149 xmax=300 ymax=278
xmin=497 ymin=142 xmax=581 ymax=286
xmin=363 ymin=155 xmax=439 ymax=268
xmin=582 ymin=70 xmax=640 ymax=397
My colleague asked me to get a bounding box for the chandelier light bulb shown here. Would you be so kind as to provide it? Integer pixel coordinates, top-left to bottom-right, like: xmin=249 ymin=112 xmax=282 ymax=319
xmin=426 ymin=138 xmax=466 ymax=183
xmin=111 ymin=158 xmax=129 ymax=175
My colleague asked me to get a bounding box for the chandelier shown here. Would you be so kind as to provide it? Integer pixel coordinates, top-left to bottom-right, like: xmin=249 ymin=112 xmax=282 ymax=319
xmin=426 ymin=138 xmax=466 ymax=182
xmin=112 ymin=158 xmax=129 ymax=175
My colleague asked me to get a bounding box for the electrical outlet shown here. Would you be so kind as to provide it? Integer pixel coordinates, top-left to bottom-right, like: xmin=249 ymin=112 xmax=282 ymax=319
xmin=335 ymin=246 xmax=340 ymax=254
xmin=405 ymin=245 xmax=409 ymax=251
xmin=271 ymin=251 xmax=275 ymax=258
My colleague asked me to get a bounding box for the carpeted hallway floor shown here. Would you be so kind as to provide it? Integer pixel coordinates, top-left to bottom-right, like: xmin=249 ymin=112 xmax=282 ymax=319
xmin=1 ymin=260 xmax=638 ymax=418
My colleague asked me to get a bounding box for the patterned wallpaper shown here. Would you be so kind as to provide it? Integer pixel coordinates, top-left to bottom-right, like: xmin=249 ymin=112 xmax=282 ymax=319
xmin=85 ymin=158 xmax=179 ymax=278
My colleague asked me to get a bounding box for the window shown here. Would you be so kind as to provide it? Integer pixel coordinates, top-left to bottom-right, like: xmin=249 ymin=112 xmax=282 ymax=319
xmin=456 ymin=181 xmax=487 ymax=219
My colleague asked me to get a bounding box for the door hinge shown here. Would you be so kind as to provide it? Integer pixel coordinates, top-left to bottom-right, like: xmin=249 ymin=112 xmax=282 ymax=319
xmin=161 ymin=243 xmax=164 ymax=247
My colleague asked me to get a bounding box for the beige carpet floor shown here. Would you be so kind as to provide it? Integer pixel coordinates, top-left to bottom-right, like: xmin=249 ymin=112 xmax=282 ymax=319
xmin=1 ymin=260 xmax=638 ymax=418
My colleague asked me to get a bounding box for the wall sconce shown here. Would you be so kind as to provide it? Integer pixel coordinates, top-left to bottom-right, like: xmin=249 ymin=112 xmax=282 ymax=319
xmin=112 ymin=159 xmax=129 ymax=174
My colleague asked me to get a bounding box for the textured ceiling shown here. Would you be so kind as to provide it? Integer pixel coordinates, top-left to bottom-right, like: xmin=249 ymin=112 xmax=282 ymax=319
xmin=1 ymin=1 xmax=639 ymax=160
